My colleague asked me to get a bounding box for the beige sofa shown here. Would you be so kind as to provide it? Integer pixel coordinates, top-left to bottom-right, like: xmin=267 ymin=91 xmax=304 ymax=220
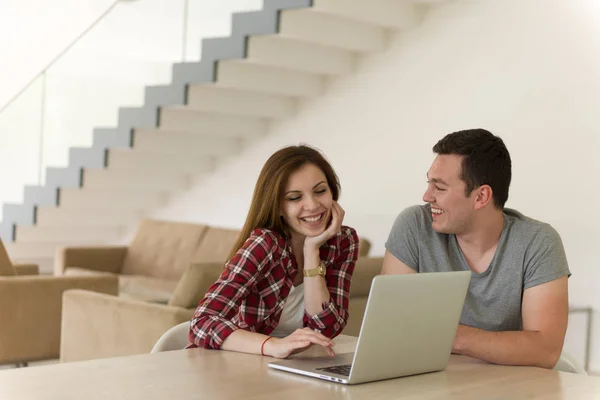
xmin=0 ymin=239 xmax=118 ymax=366
xmin=60 ymin=256 xmax=382 ymax=363
xmin=345 ymin=257 xmax=383 ymax=336
xmin=57 ymin=219 xmax=371 ymax=305
xmin=55 ymin=219 xmax=240 ymax=303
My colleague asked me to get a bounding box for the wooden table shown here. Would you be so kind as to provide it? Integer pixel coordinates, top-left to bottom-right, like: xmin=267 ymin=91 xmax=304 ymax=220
xmin=1 ymin=335 xmax=599 ymax=399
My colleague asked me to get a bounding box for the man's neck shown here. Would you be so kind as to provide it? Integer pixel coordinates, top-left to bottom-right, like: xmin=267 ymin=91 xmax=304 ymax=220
xmin=456 ymin=209 xmax=505 ymax=257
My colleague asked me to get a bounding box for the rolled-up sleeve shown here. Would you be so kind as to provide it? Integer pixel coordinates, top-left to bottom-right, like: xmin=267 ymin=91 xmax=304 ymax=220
xmin=305 ymin=227 xmax=359 ymax=338
xmin=189 ymin=230 xmax=275 ymax=349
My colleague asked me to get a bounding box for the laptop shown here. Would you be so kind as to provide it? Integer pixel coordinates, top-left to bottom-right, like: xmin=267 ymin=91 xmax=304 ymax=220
xmin=268 ymin=271 xmax=471 ymax=385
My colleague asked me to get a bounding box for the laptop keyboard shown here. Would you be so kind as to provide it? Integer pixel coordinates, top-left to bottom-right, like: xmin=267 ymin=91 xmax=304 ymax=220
xmin=316 ymin=364 xmax=352 ymax=376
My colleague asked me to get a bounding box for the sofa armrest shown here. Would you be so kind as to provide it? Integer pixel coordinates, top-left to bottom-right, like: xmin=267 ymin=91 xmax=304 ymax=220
xmin=13 ymin=263 xmax=40 ymax=276
xmin=0 ymin=275 xmax=118 ymax=364
xmin=55 ymin=246 xmax=128 ymax=275
xmin=60 ymin=290 xmax=194 ymax=363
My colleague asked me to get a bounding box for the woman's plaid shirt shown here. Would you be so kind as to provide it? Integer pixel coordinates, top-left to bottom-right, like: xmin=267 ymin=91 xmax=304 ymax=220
xmin=188 ymin=226 xmax=359 ymax=349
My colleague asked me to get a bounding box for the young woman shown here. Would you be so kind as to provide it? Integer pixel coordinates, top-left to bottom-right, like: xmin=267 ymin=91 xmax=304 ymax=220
xmin=188 ymin=145 xmax=359 ymax=359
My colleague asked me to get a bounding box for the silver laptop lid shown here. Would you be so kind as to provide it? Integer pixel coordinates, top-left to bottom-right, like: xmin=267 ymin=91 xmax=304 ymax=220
xmin=347 ymin=271 xmax=471 ymax=384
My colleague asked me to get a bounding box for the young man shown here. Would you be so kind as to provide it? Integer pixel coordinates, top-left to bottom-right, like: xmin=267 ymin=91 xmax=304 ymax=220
xmin=382 ymin=129 xmax=570 ymax=369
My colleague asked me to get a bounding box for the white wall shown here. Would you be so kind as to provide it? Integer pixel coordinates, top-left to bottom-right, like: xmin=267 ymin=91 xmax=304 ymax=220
xmin=38 ymin=0 xmax=187 ymax=171
xmin=0 ymin=0 xmax=175 ymax=215
xmin=39 ymin=0 xmax=264 ymax=169
xmin=0 ymin=0 xmax=116 ymax=216
xmin=0 ymin=0 xmax=117 ymax=109
xmin=152 ymin=0 xmax=600 ymax=371
xmin=0 ymin=0 xmax=264 ymax=219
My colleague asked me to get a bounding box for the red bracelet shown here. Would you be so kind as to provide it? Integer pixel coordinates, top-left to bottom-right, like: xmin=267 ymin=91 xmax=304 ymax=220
xmin=261 ymin=336 xmax=273 ymax=356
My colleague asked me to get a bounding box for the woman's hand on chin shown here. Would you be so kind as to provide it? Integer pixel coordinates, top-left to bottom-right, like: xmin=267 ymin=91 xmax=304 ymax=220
xmin=303 ymin=202 xmax=345 ymax=253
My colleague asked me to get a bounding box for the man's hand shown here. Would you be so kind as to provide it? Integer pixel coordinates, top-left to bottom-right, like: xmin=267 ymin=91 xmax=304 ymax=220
xmin=452 ymin=324 xmax=474 ymax=354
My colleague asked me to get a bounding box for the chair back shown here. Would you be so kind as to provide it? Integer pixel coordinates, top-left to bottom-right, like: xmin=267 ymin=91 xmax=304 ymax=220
xmin=554 ymin=352 xmax=587 ymax=375
xmin=151 ymin=322 xmax=190 ymax=353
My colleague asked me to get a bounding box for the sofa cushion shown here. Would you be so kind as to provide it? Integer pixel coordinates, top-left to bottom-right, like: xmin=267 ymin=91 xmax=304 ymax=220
xmin=118 ymin=275 xmax=180 ymax=304
xmin=349 ymin=257 xmax=383 ymax=297
xmin=64 ymin=267 xmax=117 ymax=277
xmin=121 ymin=219 xmax=208 ymax=281
xmin=192 ymin=227 xmax=240 ymax=264
xmin=0 ymin=240 xmax=16 ymax=276
xmin=168 ymin=262 xmax=225 ymax=309
xmin=64 ymin=267 xmax=175 ymax=303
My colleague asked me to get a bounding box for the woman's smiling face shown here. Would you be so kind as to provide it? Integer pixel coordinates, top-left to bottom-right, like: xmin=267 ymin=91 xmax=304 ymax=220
xmin=280 ymin=163 xmax=333 ymax=241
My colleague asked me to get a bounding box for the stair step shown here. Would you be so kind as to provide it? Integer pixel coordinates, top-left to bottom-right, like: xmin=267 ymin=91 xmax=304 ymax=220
xmin=133 ymin=129 xmax=241 ymax=156
xmin=312 ymin=0 xmax=421 ymax=29
xmin=186 ymin=85 xmax=296 ymax=119
xmin=5 ymin=241 xmax=108 ymax=260
xmin=59 ymin=188 xmax=170 ymax=209
xmin=82 ymin=168 xmax=191 ymax=191
xmin=247 ymin=35 xmax=356 ymax=75
xmin=216 ymin=60 xmax=325 ymax=98
xmin=159 ymin=108 xmax=269 ymax=137
xmin=15 ymin=225 xmax=125 ymax=243
xmin=279 ymin=9 xmax=387 ymax=52
xmin=36 ymin=206 xmax=144 ymax=227
xmin=107 ymin=148 xmax=215 ymax=173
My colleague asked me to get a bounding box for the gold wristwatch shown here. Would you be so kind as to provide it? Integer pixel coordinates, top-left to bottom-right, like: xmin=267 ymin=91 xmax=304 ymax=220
xmin=303 ymin=261 xmax=326 ymax=277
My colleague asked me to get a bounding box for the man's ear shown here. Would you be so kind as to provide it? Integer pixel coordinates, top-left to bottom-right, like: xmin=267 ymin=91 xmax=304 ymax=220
xmin=474 ymin=185 xmax=494 ymax=210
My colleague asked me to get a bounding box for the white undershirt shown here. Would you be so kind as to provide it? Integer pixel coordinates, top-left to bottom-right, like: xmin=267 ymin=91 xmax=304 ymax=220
xmin=270 ymin=283 xmax=305 ymax=338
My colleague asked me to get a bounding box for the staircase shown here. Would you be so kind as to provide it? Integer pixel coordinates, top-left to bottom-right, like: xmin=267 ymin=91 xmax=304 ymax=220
xmin=0 ymin=0 xmax=446 ymax=273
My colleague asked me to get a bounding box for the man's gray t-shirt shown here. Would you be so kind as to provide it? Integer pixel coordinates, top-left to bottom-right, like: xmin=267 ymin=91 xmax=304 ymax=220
xmin=385 ymin=205 xmax=571 ymax=331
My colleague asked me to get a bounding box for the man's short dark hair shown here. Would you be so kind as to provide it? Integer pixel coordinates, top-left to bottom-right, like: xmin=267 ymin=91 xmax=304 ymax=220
xmin=433 ymin=129 xmax=512 ymax=209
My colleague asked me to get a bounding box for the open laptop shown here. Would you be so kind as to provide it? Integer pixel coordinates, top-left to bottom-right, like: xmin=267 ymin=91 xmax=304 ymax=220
xmin=268 ymin=271 xmax=471 ymax=385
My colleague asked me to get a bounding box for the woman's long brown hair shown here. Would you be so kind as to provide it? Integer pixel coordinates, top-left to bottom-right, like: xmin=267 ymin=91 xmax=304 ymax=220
xmin=227 ymin=145 xmax=340 ymax=260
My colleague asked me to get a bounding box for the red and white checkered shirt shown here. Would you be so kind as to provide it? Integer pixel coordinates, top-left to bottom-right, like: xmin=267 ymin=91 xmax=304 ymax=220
xmin=188 ymin=226 xmax=359 ymax=349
